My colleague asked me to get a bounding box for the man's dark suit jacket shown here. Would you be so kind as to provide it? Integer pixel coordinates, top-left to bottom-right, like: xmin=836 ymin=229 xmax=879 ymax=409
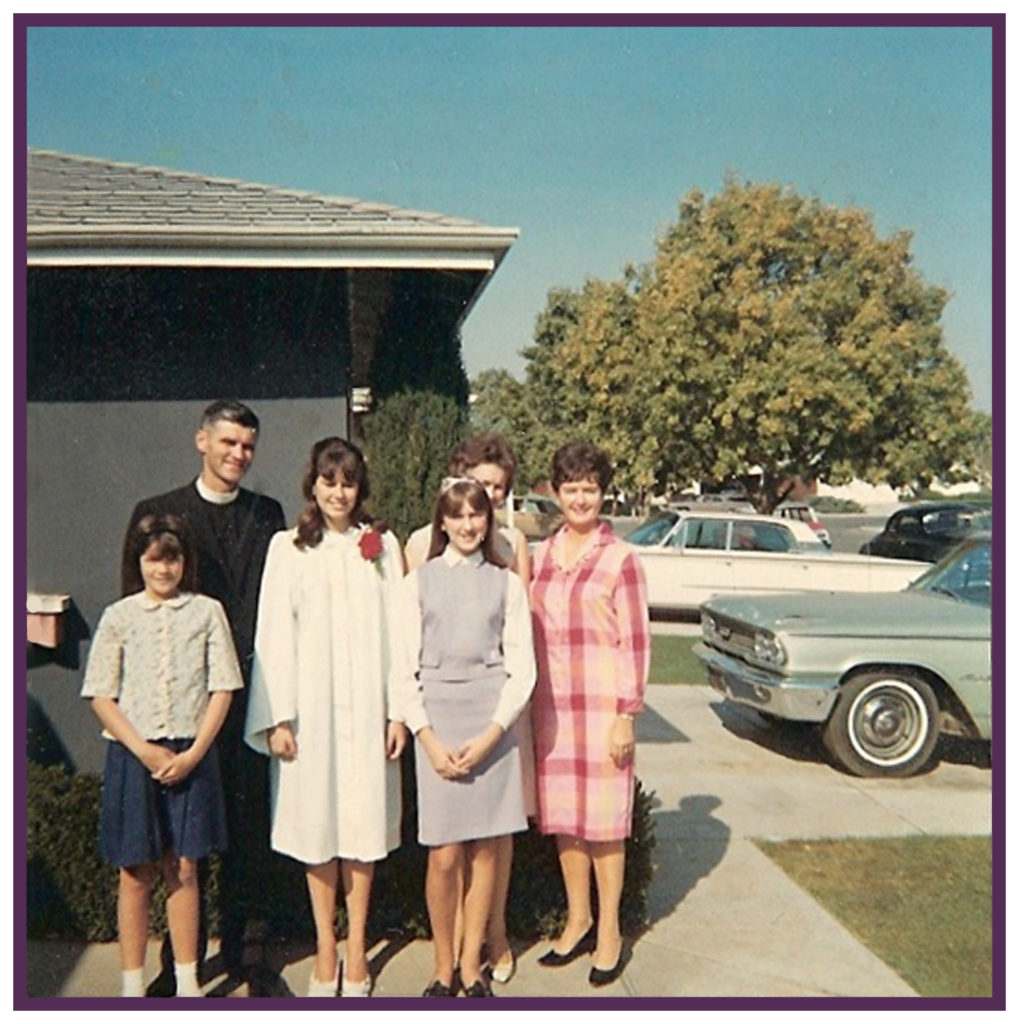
xmin=123 ymin=482 xmax=285 ymax=672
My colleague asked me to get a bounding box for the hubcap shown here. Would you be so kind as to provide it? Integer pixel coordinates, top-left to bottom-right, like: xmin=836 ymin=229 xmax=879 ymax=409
xmin=848 ymin=681 xmax=929 ymax=765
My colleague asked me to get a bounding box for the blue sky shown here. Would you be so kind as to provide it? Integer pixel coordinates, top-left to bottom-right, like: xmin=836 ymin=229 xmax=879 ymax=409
xmin=25 ymin=22 xmax=994 ymax=410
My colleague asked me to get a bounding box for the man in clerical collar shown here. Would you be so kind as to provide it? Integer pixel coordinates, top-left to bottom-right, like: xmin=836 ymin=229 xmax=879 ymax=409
xmin=122 ymin=400 xmax=286 ymax=995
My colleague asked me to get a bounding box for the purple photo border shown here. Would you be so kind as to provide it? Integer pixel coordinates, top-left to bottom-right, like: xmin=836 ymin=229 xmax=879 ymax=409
xmin=13 ymin=10 xmax=1004 ymax=1012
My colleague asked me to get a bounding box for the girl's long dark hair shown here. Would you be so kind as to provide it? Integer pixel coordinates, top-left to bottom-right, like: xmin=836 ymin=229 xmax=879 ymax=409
xmin=121 ymin=513 xmax=199 ymax=596
xmin=295 ymin=437 xmax=381 ymax=550
xmin=426 ymin=479 xmax=508 ymax=568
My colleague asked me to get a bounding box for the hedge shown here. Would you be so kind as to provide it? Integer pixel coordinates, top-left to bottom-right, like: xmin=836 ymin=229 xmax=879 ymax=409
xmin=26 ymin=757 xmax=656 ymax=944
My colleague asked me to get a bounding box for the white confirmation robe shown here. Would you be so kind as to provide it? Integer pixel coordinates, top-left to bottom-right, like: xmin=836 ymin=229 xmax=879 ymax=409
xmin=245 ymin=525 xmax=403 ymax=864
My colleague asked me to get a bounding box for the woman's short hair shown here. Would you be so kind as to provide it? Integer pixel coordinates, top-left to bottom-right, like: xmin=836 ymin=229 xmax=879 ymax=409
xmin=121 ymin=513 xmax=199 ymax=595
xmin=295 ymin=437 xmax=373 ymax=550
xmin=551 ymin=440 xmax=614 ymax=492
xmin=447 ymin=434 xmax=518 ymax=492
xmin=426 ymin=478 xmax=509 ymax=567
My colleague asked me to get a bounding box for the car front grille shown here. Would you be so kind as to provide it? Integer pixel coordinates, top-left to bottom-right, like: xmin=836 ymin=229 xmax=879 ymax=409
xmin=705 ymin=611 xmax=758 ymax=659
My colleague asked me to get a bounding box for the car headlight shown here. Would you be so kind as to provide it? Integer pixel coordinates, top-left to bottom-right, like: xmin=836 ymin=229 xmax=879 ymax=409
xmin=701 ymin=611 xmax=718 ymax=639
xmin=753 ymin=631 xmax=787 ymax=666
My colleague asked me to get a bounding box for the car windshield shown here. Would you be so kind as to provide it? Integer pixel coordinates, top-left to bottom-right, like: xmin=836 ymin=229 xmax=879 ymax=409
xmin=909 ymin=539 xmax=991 ymax=607
xmin=626 ymin=513 xmax=678 ymax=546
xmin=922 ymin=507 xmax=980 ymax=534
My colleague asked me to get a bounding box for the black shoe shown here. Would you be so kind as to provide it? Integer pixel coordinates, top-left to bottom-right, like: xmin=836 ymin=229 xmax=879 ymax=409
xmin=146 ymin=966 xmax=176 ymax=998
xmin=537 ymin=923 xmax=596 ymax=967
xmin=462 ymin=978 xmax=495 ymax=998
xmin=588 ymin=944 xmax=632 ymax=987
xmin=422 ymin=979 xmax=457 ymax=997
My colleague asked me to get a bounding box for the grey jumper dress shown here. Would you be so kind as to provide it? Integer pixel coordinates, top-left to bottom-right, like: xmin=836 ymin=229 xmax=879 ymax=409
xmin=413 ymin=558 xmax=527 ymax=846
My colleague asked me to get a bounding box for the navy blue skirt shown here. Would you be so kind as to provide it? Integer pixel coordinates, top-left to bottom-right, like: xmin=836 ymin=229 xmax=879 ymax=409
xmin=99 ymin=738 xmax=229 ymax=867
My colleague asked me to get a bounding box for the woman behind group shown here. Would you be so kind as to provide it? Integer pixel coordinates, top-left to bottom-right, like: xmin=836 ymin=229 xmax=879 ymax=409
xmin=529 ymin=441 xmax=650 ymax=988
xmin=245 ymin=438 xmax=405 ymax=998
xmin=393 ymin=477 xmax=535 ymax=997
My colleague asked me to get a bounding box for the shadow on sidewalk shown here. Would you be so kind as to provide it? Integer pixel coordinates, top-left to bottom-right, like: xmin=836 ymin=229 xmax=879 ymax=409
xmin=645 ymin=794 xmax=730 ymax=928
xmin=711 ymin=698 xmax=993 ymax=776
xmin=25 ymin=940 xmax=90 ymax=998
xmin=635 ymin=706 xmax=688 ymax=745
xmin=710 ymin=701 xmax=827 ymax=764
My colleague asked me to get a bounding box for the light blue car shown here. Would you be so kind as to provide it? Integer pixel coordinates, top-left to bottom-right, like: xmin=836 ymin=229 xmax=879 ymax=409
xmin=694 ymin=535 xmax=992 ymax=777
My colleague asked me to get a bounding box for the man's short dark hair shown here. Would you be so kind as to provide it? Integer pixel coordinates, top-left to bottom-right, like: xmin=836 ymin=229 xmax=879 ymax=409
xmin=200 ymin=400 xmax=260 ymax=432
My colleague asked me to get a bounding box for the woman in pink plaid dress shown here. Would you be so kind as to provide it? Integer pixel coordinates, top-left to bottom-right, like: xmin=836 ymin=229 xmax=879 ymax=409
xmin=530 ymin=440 xmax=650 ymax=988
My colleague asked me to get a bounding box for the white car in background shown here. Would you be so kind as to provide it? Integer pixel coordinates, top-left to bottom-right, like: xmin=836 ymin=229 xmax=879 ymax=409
xmin=775 ymin=501 xmax=832 ymax=547
xmin=626 ymin=510 xmax=927 ymax=616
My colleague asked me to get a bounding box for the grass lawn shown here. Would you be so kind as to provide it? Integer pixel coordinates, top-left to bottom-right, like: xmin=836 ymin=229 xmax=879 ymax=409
xmin=648 ymin=634 xmax=705 ymax=686
xmin=756 ymin=835 xmax=993 ymax=998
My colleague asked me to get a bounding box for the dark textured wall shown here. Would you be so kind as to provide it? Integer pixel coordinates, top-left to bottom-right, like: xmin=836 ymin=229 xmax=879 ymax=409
xmin=27 ymin=266 xmax=353 ymax=401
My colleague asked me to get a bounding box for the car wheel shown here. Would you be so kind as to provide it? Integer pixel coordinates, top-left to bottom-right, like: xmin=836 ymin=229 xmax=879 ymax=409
xmin=822 ymin=670 xmax=939 ymax=777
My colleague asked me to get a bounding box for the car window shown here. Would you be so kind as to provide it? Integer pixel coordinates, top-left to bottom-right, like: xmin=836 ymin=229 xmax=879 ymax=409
xmin=915 ymin=540 xmax=992 ymax=606
xmin=626 ymin=515 xmax=676 ymax=546
xmin=922 ymin=508 xmax=975 ymax=534
xmin=730 ymin=522 xmax=795 ymax=552
xmin=892 ymin=512 xmax=921 ymax=537
xmin=682 ymin=519 xmax=728 ymax=550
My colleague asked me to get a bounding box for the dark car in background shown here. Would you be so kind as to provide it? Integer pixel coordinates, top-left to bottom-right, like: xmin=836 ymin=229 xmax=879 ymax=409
xmin=859 ymin=502 xmax=989 ymax=563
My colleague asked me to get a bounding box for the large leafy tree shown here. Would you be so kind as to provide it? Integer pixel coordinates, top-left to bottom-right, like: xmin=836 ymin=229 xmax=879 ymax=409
xmin=496 ymin=179 xmax=987 ymax=512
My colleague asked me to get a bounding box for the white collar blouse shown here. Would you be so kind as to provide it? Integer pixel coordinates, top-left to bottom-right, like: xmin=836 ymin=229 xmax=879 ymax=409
xmin=81 ymin=590 xmax=243 ymax=740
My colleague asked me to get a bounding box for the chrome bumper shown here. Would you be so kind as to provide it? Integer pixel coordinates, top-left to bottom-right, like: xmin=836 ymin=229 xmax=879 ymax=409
xmin=692 ymin=642 xmax=839 ymax=723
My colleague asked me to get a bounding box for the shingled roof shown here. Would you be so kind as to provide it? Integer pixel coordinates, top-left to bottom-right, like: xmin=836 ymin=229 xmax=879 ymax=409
xmin=26 ymin=148 xmax=518 ymax=268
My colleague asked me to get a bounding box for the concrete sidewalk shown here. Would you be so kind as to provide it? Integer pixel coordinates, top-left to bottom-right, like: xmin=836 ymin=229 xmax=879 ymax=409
xmin=25 ymin=685 xmax=992 ymax=999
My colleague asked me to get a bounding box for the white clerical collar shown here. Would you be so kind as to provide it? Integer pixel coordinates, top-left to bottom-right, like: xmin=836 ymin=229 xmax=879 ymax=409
xmin=195 ymin=476 xmax=240 ymax=505
xmin=441 ymin=545 xmax=486 ymax=568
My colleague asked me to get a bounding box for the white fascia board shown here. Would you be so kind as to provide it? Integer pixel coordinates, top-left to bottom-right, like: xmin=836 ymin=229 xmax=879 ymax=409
xmin=26 ymin=226 xmax=517 ymax=270
xmin=27 ymin=247 xmax=500 ymax=270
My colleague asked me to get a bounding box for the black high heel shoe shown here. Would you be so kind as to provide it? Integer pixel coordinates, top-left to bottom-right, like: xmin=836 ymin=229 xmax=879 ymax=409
xmin=537 ymin=924 xmax=597 ymax=967
xmin=462 ymin=977 xmax=495 ymax=997
xmin=588 ymin=944 xmax=632 ymax=987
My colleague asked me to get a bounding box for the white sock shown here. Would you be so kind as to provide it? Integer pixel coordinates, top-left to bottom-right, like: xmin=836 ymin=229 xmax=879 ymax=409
xmin=174 ymin=961 xmax=201 ymax=997
xmin=121 ymin=967 xmax=145 ymax=997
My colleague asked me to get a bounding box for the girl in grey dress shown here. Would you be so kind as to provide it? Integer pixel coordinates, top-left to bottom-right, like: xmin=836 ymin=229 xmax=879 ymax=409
xmin=392 ymin=478 xmax=535 ymax=997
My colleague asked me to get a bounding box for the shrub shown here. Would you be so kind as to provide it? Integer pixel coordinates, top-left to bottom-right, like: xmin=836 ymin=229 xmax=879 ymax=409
xmin=26 ymin=759 xmax=656 ymax=943
xmin=809 ymin=495 xmax=866 ymax=513
xmin=27 ymin=762 xmax=118 ymax=940
xmin=900 ymin=488 xmax=992 ymax=507
xmin=360 ymin=389 xmax=467 ymax=541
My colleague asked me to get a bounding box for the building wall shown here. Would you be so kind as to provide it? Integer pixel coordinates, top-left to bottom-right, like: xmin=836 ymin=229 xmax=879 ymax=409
xmin=26 ymin=397 xmax=348 ymax=776
xmin=24 ymin=261 xmax=481 ymax=774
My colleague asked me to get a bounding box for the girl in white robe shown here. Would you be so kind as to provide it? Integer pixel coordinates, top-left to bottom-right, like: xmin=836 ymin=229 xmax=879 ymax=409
xmin=245 ymin=437 xmax=405 ymax=998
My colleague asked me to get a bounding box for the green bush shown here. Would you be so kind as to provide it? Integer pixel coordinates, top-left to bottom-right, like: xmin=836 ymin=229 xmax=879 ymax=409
xmin=26 ymin=760 xmax=655 ymax=943
xmin=809 ymin=495 xmax=865 ymax=513
xmin=900 ymin=488 xmax=992 ymax=507
xmin=27 ymin=762 xmax=118 ymax=940
xmin=360 ymin=389 xmax=467 ymax=541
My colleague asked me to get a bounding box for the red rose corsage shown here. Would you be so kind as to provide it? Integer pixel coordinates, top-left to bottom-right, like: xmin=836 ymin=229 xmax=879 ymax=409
xmin=358 ymin=523 xmax=388 ymax=576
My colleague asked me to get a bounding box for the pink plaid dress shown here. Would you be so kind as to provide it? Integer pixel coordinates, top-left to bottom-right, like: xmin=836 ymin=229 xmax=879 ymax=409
xmin=530 ymin=522 xmax=650 ymax=841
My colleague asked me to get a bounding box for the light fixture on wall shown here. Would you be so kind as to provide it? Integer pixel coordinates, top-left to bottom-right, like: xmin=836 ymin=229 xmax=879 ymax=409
xmin=350 ymin=387 xmax=373 ymax=414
